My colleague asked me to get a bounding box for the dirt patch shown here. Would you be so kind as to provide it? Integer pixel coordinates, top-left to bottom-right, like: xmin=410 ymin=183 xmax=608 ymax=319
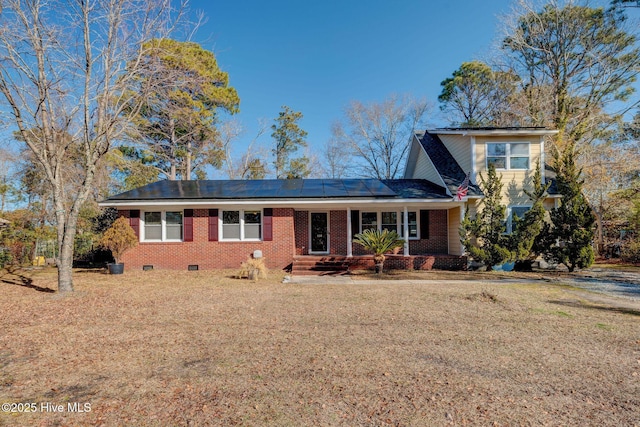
xmin=1 ymin=268 xmax=639 ymax=426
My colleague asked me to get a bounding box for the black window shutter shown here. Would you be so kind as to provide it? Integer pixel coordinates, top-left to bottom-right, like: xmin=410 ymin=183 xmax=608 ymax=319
xmin=420 ymin=210 xmax=430 ymax=239
xmin=129 ymin=210 xmax=140 ymax=238
xmin=351 ymin=210 xmax=360 ymax=238
xmin=183 ymin=209 xmax=194 ymax=242
xmin=263 ymin=208 xmax=273 ymax=241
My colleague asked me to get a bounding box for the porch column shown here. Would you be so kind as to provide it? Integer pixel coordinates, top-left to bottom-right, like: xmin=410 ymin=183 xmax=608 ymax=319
xmin=460 ymin=204 xmax=466 ymax=254
xmin=346 ymin=207 xmax=353 ymax=257
xmin=403 ymin=207 xmax=409 ymax=256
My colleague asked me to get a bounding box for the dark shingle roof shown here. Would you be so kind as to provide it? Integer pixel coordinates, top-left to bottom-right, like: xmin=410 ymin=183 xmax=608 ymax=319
xmin=382 ymin=179 xmax=450 ymax=199
xmin=103 ymin=178 xmax=452 ymax=202
xmin=436 ymin=126 xmax=550 ymax=132
xmin=418 ymin=131 xmax=483 ymax=197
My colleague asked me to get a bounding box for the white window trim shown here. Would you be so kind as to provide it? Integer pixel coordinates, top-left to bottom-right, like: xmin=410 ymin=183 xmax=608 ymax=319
xmin=486 ymin=142 xmax=531 ymax=171
xmin=360 ymin=210 xmax=420 ymax=240
xmin=140 ymin=210 xmax=184 ymax=242
xmin=219 ymin=208 xmax=263 ymax=242
xmin=506 ymin=205 xmax=531 ymax=234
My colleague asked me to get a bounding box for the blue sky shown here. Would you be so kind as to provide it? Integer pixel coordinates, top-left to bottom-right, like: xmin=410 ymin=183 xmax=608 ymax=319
xmin=191 ymin=0 xmax=518 ymax=176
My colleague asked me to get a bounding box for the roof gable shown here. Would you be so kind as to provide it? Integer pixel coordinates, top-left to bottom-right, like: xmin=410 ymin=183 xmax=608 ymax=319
xmin=417 ymin=131 xmax=482 ymax=197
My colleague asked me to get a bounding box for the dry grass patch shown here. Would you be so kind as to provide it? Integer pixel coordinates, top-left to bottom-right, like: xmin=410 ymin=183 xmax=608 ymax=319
xmin=0 ymin=268 xmax=639 ymax=426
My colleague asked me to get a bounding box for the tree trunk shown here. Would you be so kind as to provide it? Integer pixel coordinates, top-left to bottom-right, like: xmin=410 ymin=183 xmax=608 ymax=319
xmin=186 ymin=140 xmax=192 ymax=180
xmin=57 ymin=237 xmax=75 ymax=292
xmin=594 ymin=206 xmax=604 ymax=255
xmin=169 ymin=117 xmax=179 ymax=180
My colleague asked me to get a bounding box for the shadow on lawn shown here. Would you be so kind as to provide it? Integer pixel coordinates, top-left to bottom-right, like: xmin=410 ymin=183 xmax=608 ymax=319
xmin=0 ymin=268 xmax=55 ymax=293
xmin=548 ymin=299 xmax=640 ymax=317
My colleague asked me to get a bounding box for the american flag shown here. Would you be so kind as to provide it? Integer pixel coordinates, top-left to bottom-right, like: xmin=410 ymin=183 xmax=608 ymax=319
xmin=455 ymin=172 xmax=470 ymax=201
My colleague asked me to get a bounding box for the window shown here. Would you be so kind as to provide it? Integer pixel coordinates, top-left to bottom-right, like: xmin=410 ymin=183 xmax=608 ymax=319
xmin=361 ymin=212 xmax=377 ymax=232
xmin=507 ymin=206 xmax=530 ymax=233
xmin=142 ymin=211 xmax=183 ymax=241
xmin=165 ymin=212 xmax=183 ymax=240
xmin=222 ymin=209 xmax=262 ymax=240
xmin=244 ymin=211 xmax=262 ymax=239
xmin=222 ymin=211 xmax=240 ymax=239
xmin=400 ymin=211 xmax=418 ymax=239
xmin=360 ymin=210 xmax=419 ymax=239
xmin=144 ymin=212 xmax=162 ymax=240
xmin=381 ymin=212 xmax=397 ymax=233
xmin=487 ymin=143 xmax=530 ymax=170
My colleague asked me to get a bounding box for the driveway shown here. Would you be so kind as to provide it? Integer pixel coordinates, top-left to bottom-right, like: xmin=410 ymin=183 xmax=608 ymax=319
xmin=289 ymin=269 xmax=639 ymax=297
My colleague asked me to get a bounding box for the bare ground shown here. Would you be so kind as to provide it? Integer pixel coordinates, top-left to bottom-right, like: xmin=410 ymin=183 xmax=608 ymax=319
xmin=0 ymin=267 xmax=639 ymax=426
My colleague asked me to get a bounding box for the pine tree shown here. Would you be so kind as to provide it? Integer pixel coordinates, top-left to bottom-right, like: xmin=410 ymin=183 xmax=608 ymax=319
xmin=510 ymin=161 xmax=551 ymax=271
xmin=460 ymin=164 xmax=512 ymax=271
xmin=271 ymin=106 xmax=309 ymax=179
xmin=543 ymin=146 xmax=595 ymax=272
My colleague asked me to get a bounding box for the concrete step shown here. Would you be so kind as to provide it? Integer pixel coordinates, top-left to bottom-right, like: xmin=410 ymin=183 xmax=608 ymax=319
xmin=292 ymin=269 xmax=350 ymax=276
xmin=294 ymin=265 xmax=349 ymax=272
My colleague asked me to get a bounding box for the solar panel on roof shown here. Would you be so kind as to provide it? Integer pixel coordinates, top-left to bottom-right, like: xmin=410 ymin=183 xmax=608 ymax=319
xmin=106 ymin=178 xmax=403 ymax=201
xmin=322 ymin=180 xmax=348 ymax=197
xmin=363 ymin=179 xmax=396 ymax=197
xmin=277 ymin=179 xmax=303 ymax=197
xmin=252 ymin=180 xmax=283 ymax=198
xmin=224 ymin=180 xmax=251 ymax=198
xmin=301 ymin=180 xmax=325 ymax=197
xmin=342 ymin=179 xmax=370 ymax=197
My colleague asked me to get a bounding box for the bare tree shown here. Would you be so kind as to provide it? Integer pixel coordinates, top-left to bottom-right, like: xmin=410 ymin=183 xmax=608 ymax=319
xmin=0 ymin=147 xmax=17 ymax=212
xmin=220 ymin=118 xmax=270 ymax=179
xmin=0 ymin=0 xmax=188 ymax=292
xmin=332 ymin=94 xmax=431 ymax=179
xmin=581 ymin=135 xmax=640 ymax=253
xmin=323 ymin=136 xmax=352 ymax=179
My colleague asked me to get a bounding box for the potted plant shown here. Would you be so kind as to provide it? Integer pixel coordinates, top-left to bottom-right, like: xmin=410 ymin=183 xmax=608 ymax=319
xmin=353 ymin=229 xmax=405 ymax=274
xmin=99 ymin=216 xmax=138 ymax=274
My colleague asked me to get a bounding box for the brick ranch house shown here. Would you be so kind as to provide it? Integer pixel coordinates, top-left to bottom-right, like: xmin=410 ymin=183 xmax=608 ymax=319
xmin=100 ymin=127 xmax=559 ymax=272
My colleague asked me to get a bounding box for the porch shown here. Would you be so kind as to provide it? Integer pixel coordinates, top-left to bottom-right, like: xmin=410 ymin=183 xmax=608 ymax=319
xmin=293 ymin=206 xmax=465 ymax=259
xmin=291 ymin=254 xmax=468 ymax=275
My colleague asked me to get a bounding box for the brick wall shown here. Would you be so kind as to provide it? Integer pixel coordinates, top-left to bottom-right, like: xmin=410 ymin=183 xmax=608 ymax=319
xmin=409 ymin=209 xmax=448 ymax=254
xmin=118 ymin=207 xmax=456 ymax=271
xmin=294 ymin=211 xmax=308 ymax=255
xmin=344 ymin=255 xmax=467 ymax=271
xmin=118 ymin=208 xmax=295 ymax=271
xmin=329 ymin=210 xmax=347 ymax=255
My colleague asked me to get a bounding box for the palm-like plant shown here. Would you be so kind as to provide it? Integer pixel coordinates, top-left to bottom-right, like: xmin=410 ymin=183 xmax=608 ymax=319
xmin=353 ymin=229 xmax=405 ymax=273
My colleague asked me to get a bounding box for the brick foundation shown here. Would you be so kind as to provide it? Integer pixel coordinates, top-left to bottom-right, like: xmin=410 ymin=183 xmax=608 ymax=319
xmin=344 ymin=254 xmax=467 ymax=271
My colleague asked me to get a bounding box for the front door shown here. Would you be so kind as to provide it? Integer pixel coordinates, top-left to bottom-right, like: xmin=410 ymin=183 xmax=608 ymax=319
xmin=310 ymin=212 xmax=329 ymax=253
